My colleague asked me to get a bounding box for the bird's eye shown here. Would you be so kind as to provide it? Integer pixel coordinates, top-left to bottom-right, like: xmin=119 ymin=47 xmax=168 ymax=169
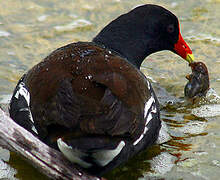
xmin=167 ymin=24 xmax=174 ymax=33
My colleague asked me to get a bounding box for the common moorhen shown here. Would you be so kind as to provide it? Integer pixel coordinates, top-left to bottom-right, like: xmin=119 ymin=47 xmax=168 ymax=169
xmin=9 ymin=4 xmax=194 ymax=175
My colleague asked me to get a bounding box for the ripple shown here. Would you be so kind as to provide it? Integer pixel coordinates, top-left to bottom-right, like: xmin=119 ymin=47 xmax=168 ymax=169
xmin=0 ymin=30 xmax=10 ymax=37
xmin=192 ymin=104 xmax=220 ymax=117
xmin=0 ymin=94 xmax=11 ymax=104
xmin=206 ymin=88 xmax=220 ymax=104
xmin=0 ymin=159 xmax=17 ymax=180
xmin=179 ymin=121 xmax=207 ymax=134
xmin=186 ymin=34 xmax=220 ymax=45
xmin=54 ymin=19 xmax=92 ymax=32
xmin=0 ymin=147 xmax=10 ymax=162
xmin=37 ymin=15 xmax=48 ymax=22
xmin=190 ymin=89 xmax=220 ymax=117
xmin=149 ymin=152 xmax=177 ymax=175
xmin=156 ymin=121 xmax=171 ymax=144
xmin=212 ymin=160 xmax=220 ymax=167
xmin=177 ymin=158 xmax=197 ymax=168
xmin=139 ymin=152 xmax=177 ymax=179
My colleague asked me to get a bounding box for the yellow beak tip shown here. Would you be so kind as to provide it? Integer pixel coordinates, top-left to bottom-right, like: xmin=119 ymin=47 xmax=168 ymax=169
xmin=186 ymin=53 xmax=194 ymax=63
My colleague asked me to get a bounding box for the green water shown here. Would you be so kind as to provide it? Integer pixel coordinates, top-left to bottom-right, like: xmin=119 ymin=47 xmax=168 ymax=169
xmin=0 ymin=0 xmax=220 ymax=179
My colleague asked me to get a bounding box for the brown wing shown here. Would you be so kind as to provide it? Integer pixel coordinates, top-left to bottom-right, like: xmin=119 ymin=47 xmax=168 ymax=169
xmin=24 ymin=42 xmax=151 ymax=140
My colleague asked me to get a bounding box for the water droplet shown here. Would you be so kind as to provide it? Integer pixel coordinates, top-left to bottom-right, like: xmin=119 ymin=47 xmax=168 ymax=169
xmin=75 ymin=67 xmax=82 ymax=75
xmin=71 ymin=53 xmax=75 ymax=58
xmin=80 ymin=49 xmax=94 ymax=58
xmin=88 ymin=75 xmax=92 ymax=79
xmin=81 ymin=87 xmax=87 ymax=91
xmin=105 ymin=54 xmax=110 ymax=62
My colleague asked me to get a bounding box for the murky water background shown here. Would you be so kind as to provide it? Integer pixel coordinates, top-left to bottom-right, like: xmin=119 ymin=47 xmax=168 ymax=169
xmin=0 ymin=0 xmax=219 ymax=179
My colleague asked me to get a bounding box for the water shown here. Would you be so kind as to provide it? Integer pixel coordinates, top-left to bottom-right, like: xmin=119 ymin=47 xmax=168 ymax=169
xmin=0 ymin=0 xmax=220 ymax=179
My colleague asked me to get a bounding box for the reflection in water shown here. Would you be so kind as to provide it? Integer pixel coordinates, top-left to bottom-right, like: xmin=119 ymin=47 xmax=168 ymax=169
xmin=143 ymin=152 xmax=177 ymax=176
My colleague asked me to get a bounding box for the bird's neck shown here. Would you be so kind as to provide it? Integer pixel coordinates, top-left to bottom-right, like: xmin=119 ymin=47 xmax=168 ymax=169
xmin=93 ymin=32 xmax=152 ymax=69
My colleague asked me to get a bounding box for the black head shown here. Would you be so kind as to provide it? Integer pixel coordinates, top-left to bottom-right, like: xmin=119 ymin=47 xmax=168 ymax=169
xmin=93 ymin=4 xmax=193 ymax=68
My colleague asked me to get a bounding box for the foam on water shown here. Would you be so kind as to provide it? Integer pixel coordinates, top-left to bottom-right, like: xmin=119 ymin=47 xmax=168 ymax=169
xmin=179 ymin=121 xmax=207 ymax=134
xmin=0 ymin=147 xmax=17 ymax=180
xmin=0 ymin=94 xmax=11 ymax=104
xmin=206 ymin=88 xmax=220 ymax=104
xmin=192 ymin=104 xmax=220 ymax=118
xmin=54 ymin=19 xmax=92 ymax=32
xmin=156 ymin=120 xmax=171 ymax=144
xmin=191 ymin=88 xmax=220 ymax=118
xmin=143 ymin=152 xmax=177 ymax=177
xmin=0 ymin=30 xmax=10 ymax=37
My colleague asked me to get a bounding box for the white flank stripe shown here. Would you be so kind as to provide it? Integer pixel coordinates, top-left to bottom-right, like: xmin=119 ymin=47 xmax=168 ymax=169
xmin=14 ymin=82 xmax=37 ymax=134
xmin=29 ymin=111 xmax=35 ymax=124
xmin=151 ymin=104 xmax=157 ymax=113
xmin=146 ymin=112 xmax=153 ymax=125
xmin=133 ymin=121 xmax=150 ymax=146
xmin=133 ymin=113 xmax=152 ymax=146
xmin=143 ymin=126 xmax=148 ymax=134
xmin=31 ymin=125 xmax=38 ymax=134
xmin=92 ymin=141 xmax=125 ymax=166
xmin=57 ymin=138 xmax=92 ymax=168
xmin=15 ymin=82 xmax=30 ymax=106
xmin=133 ymin=80 xmax=159 ymax=146
xmin=147 ymin=80 xmax=151 ymax=89
xmin=133 ymin=134 xmax=144 ymax=146
xmin=29 ymin=111 xmax=38 ymax=134
xmin=133 ymin=115 xmax=151 ymax=146
xmin=18 ymin=108 xmax=37 ymax=134
xmin=144 ymin=96 xmax=155 ymax=118
xmin=133 ymin=95 xmax=157 ymax=146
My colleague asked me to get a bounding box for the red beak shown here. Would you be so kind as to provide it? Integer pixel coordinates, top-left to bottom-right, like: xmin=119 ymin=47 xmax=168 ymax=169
xmin=174 ymin=32 xmax=194 ymax=63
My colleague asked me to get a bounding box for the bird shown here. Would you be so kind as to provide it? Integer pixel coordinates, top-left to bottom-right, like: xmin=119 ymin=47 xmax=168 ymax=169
xmin=9 ymin=4 xmax=194 ymax=176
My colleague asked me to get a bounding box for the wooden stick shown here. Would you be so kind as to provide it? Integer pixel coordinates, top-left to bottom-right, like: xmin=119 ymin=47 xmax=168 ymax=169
xmin=0 ymin=108 xmax=100 ymax=180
